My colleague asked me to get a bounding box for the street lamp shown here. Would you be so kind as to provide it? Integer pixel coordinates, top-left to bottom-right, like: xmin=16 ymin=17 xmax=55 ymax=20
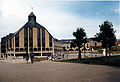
xmin=66 ymin=41 xmax=69 ymax=60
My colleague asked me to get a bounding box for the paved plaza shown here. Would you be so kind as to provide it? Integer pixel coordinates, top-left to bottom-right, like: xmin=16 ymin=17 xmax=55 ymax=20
xmin=0 ymin=61 xmax=120 ymax=82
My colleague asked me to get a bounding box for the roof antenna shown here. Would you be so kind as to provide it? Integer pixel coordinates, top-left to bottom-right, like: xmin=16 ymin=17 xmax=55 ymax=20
xmin=31 ymin=7 xmax=33 ymax=12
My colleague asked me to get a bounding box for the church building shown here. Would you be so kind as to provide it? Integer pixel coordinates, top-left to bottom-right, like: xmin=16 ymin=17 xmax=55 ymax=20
xmin=1 ymin=12 xmax=60 ymax=57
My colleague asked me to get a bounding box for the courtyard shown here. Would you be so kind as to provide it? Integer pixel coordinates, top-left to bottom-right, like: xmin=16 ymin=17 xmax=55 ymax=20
xmin=0 ymin=61 xmax=119 ymax=82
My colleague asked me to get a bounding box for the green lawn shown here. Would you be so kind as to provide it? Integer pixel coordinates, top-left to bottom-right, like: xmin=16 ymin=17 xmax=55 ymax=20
xmin=57 ymin=55 xmax=120 ymax=66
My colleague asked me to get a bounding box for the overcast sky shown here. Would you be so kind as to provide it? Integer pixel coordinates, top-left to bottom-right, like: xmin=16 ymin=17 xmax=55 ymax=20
xmin=0 ymin=0 xmax=120 ymax=41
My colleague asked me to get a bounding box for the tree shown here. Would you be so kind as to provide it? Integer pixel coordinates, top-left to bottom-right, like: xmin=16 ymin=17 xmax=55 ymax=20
xmin=95 ymin=20 xmax=116 ymax=56
xmin=73 ymin=28 xmax=87 ymax=60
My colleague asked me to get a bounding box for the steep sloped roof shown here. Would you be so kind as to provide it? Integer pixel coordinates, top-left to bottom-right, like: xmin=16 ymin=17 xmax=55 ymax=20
xmin=13 ymin=12 xmax=53 ymax=37
xmin=28 ymin=12 xmax=35 ymax=17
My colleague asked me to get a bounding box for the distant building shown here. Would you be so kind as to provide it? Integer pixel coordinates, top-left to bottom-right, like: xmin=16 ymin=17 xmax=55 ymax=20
xmin=60 ymin=39 xmax=102 ymax=51
xmin=54 ymin=38 xmax=64 ymax=54
xmin=60 ymin=39 xmax=72 ymax=50
xmin=116 ymin=39 xmax=120 ymax=46
xmin=1 ymin=12 xmax=62 ymax=57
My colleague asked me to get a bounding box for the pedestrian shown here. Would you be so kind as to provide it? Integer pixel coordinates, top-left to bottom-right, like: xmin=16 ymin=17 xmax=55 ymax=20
xmin=25 ymin=50 xmax=29 ymax=64
xmin=47 ymin=55 xmax=49 ymax=60
xmin=63 ymin=54 xmax=64 ymax=58
xmin=30 ymin=51 xmax=34 ymax=63
xmin=25 ymin=55 xmax=29 ymax=64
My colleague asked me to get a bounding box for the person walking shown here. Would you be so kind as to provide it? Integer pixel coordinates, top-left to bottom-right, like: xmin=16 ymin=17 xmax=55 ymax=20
xmin=30 ymin=51 xmax=34 ymax=63
xmin=62 ymin=54 xmax=64 ymax=58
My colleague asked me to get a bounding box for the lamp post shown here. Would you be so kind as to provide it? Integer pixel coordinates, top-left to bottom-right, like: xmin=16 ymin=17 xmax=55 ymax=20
xmin=66 ymin=41 xmax=69 ymax=60
xmin=83 ymin=42 xmax=86 ymax=58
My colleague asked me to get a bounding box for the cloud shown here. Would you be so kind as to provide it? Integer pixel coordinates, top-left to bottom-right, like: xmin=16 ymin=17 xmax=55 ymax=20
xmin=116 ymin=25 xmax=120 ymax=39
xmin=36 ymin=12 xmax=103 ymax=39
xmin=0 ymin=11 xmax=1 ymax=17
xmin=114 ymin=8 xmax=120 ymax=13
xmin=0 ymin=0 xmax=119 ymax=42
xmin=0 ymin=8 xmax=103 ymax=40
xmin=113 ymin=2 xmax=120 ymax=14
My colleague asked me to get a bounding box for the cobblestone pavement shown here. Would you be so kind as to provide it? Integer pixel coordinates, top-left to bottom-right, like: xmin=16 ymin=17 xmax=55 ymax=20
xmin=0 ymin=61 xmax=119 ymax=82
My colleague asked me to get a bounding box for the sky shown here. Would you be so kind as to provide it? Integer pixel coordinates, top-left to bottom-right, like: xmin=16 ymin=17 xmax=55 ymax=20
xmin=0 ymin=0 xmax=120 ymax=42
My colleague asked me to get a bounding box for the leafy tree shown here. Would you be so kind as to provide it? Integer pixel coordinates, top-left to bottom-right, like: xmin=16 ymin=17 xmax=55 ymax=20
xmin=73 ymin=28 xmax=87 ymax=59
xmin=95 ymin=20 xmax=116 ymax=56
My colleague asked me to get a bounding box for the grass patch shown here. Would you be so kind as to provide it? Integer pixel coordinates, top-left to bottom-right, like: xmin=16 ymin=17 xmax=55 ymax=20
xmin=56 ymin=55 xmax=120 ymax=66
xmin=34 ymin=57 xmax=47 ymax=62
